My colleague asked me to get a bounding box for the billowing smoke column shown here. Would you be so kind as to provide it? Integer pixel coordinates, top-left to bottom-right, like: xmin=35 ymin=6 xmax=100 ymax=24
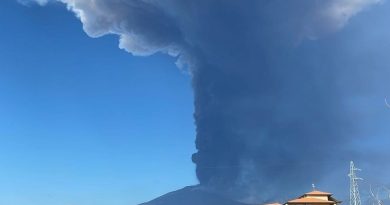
xmin=24 ymin=0 xmax=390 ymax=202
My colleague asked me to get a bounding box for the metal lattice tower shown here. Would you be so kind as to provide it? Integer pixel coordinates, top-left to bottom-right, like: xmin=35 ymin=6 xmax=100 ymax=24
xmin=349 ymin=161 xmax=363 ymax=205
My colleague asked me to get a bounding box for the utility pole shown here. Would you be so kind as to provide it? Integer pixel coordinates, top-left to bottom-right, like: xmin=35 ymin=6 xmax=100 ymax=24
xmin=349 ymin=161 xmax=363 ymax=205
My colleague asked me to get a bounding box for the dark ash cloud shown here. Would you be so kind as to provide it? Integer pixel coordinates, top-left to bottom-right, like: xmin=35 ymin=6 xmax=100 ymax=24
xmin=23 ymin=0 xmax=390 ymax=203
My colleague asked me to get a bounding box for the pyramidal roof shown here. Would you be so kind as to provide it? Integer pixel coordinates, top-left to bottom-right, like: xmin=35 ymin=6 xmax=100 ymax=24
xmin=288 ymin=198 xmax=334 ymax=204
xmin=304 ymin=190 xmax=332 ymax=196
xmin=284 ymin=190 xmax=341 ymax=205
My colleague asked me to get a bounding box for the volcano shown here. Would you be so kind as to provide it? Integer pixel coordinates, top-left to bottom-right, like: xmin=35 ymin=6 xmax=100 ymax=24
xmin=140 ymin=186 xmax=250 ymax=205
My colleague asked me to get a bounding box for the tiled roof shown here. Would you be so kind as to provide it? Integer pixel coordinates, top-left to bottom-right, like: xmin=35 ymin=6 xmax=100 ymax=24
xmin=287 ymin=198 xmax=336 ymax=204
xmin=304 ymin=191 xmax=332 ymax=196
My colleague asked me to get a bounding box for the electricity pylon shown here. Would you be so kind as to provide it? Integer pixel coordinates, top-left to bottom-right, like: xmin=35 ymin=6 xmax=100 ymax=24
xmin=349 ymin=161 xmax=363 ymax=205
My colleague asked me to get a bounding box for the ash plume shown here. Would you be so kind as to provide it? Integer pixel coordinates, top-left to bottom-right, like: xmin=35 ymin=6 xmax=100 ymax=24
xmin=23 ymin=0 xmax=390 ymax=203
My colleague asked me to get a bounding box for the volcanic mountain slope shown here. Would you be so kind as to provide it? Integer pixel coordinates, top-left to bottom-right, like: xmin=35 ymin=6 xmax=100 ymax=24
xmin=140 ymin=186 xmax=250 ymax=205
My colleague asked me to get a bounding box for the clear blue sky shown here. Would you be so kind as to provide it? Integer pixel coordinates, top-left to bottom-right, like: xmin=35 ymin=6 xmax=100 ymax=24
xmin=0 ymin=1 xmax=197 ymax=205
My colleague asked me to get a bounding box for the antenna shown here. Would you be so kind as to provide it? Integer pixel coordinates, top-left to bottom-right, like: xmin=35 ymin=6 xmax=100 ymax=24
xmin=349 ymin=161 xmax=363 ymax=205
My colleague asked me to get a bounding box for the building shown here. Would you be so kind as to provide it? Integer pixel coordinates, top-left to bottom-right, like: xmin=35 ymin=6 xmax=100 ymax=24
xmin=284 ymin=190 xmax=342 ymax=205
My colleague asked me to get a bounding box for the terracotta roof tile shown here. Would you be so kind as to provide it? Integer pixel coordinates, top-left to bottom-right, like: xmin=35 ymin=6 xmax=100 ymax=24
xmin=305 ymin=191 xmax=332 ymax=196
xmin=287 ymin=198 xmax=336 ymax=204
